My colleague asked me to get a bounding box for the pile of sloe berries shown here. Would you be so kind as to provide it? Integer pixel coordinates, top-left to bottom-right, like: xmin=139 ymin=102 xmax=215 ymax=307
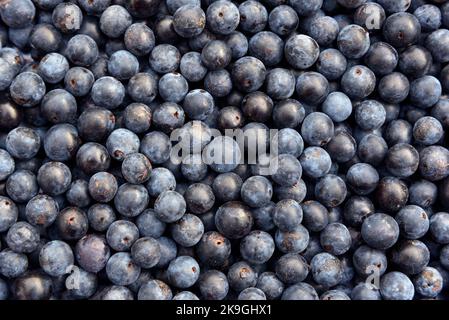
xmin=2 ymin=0 xmax=449 ymax=301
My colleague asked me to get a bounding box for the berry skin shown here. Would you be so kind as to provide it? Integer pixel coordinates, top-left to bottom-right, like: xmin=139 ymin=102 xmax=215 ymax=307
xmin=275 ymin=224 xmax=310 ymax=254
xmin=199 ymin=270 xmax=229 ymax=300
xmin=124 ymin=23 xmax=155 ymax=57
xmin=173 ymin=291 xmax=199 ymax=300
xmin=240 ymin=231 xmax=275 ymax=264
xmin=296 ymin=72 xmax=329 ymax=105
xmin=281 ymin=283 xmax=318 ymax=300
xmin=325 ymin=131 xmax=357 ymax=163
xmin=146 ymin=167 xmax=176 ymax=197
xmin=0 ymin=196 xmax=18 ymax=232
xmin=268 ymin=5 xmax=298 ymax=36
xmin=99 ymin=5 xmax=132 ymax=38
xmin=409 ymin=76 xmax=442 ymax=109
xmin=114 ymin=183 xmax=149 ymax=218
xmin=380 ymin=272 xmax=414 ymax=300
xmin=39 ymin=241 xmax=74 ymax=277
xmin=341 ymin=65 xmax=376 ymax=100
xmin=256 ymin=272 xmax=285 ymax=300
xmin=309 ymin=16 xmax=339 ymax=47
xmin=385 ymin=143 xmax=419 ymax=178
xmin=274 ymin=128 xmax=304 ymax=158
xmin=364 ymin=42 xmax=398 ymax=76
xmin=9 ymin=72 xmax=46 ymax=107
xmin=249 ymin=32 xmax=283 ymax=67
xmin=353 ymin=245 xmax=388 ymax=278
xmin=204 ymin=69 xmax=233 ymax=98
xmin=272 ymin=154 xmax=302 ymax=187
xmin=413 ymin=116 xmax=444 ymax=145
xmin=6 ymin=170 xmax=39 ymax=203
xmin=238 ymin=288 xmax=266 ymax=300
xmin=183 ymin=89 xmax=214 ymax=121
xmin=356 ymin=282 xmax=383 ymax=301
xmin=419 ymin=146 xmax=449 ymax=181
xmin=52 ymin=3 xmax=83 ymax=33
xmin=6 ymin=127 xmax=41 ymax=160
xmin=121 ymin=153 xmax=152 ymax=184
xmin=154 ymin=190 xmax=186 ymax=223
xmin=225 ymin=32 xmax=248 ymax=59
xmin=180 ymin=52 xmax=207 ymax=82
xmin=37 ymin=161 xmax=72 ymax=196
xmin=171 ymin=213 xmax=204 ymax=247
xmin=395 ymin=205 xmax=429 ymax=240
xmin=301 ymin=112 xmax=335 ymax=146
xmin=0 ymin=0 xmax=36 ymax=29
xmin=300 ymin=147 xmax=332 ymax=179
xmin=106 ymin=252 xmax=141 ymax=286
xmin=91 ymin=76 xmax=126 ymax=110
xmin=241 ymin=176 xmax=273 ymax=208
xmin=56 ymin=207 xmax=88 ymax=241
xmin=196 ymin=231 xmax=231 ymax=268
xmin=289 ymin=0 xmax=323 ymax=16
xmin=378 ymin=72 xmax=410 ymax=104
xmin=158 ymin=72 xmax=189 ymax=103
xmin=317 ymin=49 xmax=348 ymax=81
xmin=265 ymin=68 xmax=296 ymax=100
xmin=275 ymin=253 xmax=309 ymax=284
xmin=273 ymin=199 xmax=303 ymax=232
xmin=66 ymin=34 xmax=99 ymax=67
xmin=302 ymin=200 xmax=329 ymax=232
xmin=426 ymin=29 xmax=449 ymax=63
xmin=413 ymin=267 xmax=443 ymax=298
xmin=391 ymin=240 xmax=430 ymax=275
xmin=238 ymin=0 xmax=268 ymax=34
xmin=0 ymin=249 xmax=28 ymax=278
xmin=375 ymin=177 xmax=409 ymax=212
xmin=206 ymin=1 xmax=239 ymax=35
xmin=314 ymin=174 xmax=347 ymax=208
xmin=215 ymin=201 xmax=253 ymax=239
xmin=227 ymin=261 xmax=258 ymax=292
xmin=131 ymin=237 xmax=161 ymax=269
xmin=106 ymin=128 xmax=140 ymax=161
xmin=38 ymin=53 xmax=69 ymax=84
xmin=231 ymin=56 xmax=266 ymax=93
xmin=149 ymin=44 xmax=180 ymax=74
xmin=76 ymin=142 xmax=111 ymax=175
xmin=383 ymin=13 xmax=421 ymax=48
xmin=311 ymin=252 xmax=342 ymax=287
xmin=41 ymin=89 xmax=77 ymax=124
xmin=361 ymin=213 xmax=400 ymax=250
xmin=127 ymin=72 xmax=158 ymax=105
xmin=123 ymin=103 xmax=152 ymax=134
xmin=337 ymin=24 xmax=370 ymax=59
xmin=88 ymin=172 xmax=117 ymax=203
xmin=77 ymin=107 xmax=115 ymax=143
xmin=284 ymin=34 xmax=320 ymax=70
xmin=6 ymin=222 xmax=40 ymax=253
xmin=25 ymin=194 xmax=59 ymax=228
xmin=173 ymin=5 xmax=206 ymax=38
xmin=320 ymin=223 xmax=351 ymax=256
xmin=354 ymin=2 xmax=386 ymax=31
xmin=87 ymin=204 xmax=116 ymax=232
xmin=167 ymin=256 xmax=200 ymax=288
xmin=107 ymin=50 xmax=139 ymax=80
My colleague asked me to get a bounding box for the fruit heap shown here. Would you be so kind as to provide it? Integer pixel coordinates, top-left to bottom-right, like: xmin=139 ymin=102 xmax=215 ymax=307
xmin=1 ymin=0 xmax=449 ymax=300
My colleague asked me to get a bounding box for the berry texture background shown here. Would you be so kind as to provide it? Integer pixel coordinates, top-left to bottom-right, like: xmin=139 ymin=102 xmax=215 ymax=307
xmin=1 ymin=0 xmax=449 ymax=301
